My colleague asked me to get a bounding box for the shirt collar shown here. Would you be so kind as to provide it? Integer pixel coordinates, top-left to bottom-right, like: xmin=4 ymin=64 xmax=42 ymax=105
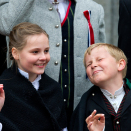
xmin=100 ymin=83 xmax=124 ymax=96
xmin=18 ymin=68 xmax=29 ymax=79
xmin=18 ymin=68 xmax=41 ymax=90
xmin=32 ymin=75 xmax=41 ymax=84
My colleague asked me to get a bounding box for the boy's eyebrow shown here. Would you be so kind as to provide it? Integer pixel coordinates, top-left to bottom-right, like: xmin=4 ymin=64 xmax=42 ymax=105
xmin=86 ymin=56 xmax=104 ymax=63
xmin=86 ymin=60 xmax=92 ymax=64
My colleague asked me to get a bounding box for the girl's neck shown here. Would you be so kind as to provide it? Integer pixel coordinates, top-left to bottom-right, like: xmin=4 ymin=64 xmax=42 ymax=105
xmin=18 ymin=68 xmax=38 ymax=82
xmin=29 ymin=74 xmax=38 ymax=82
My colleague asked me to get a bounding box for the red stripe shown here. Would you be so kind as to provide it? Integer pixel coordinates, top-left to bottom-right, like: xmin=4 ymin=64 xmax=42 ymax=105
xmin=83 ymin=10 xmax=95 ymax=45
xmin=61 ymin=0 xmax=72 ymax=27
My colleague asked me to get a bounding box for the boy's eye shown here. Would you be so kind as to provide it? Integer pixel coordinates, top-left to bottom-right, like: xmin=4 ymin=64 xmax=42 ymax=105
xmin=86 ymin=63 xmax=91 ymax=67
xmin=98 ymin=58 xmax=103 ymax=61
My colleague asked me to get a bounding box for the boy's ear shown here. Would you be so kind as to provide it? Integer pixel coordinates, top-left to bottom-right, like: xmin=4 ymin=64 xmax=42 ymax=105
xmin=118 ymin=59 xmax=126 ymax=72
xmin=12 ymin=47 xmax=19 ymax=60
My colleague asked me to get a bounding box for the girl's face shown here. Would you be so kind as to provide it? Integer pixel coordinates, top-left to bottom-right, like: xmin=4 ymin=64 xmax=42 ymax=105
xmin=14 ymin=33 xmax=50 ymax=82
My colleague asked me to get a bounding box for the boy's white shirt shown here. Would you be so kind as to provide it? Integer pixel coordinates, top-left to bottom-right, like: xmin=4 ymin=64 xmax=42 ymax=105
xmin=100 ymin=83 xmax=124 ymax=113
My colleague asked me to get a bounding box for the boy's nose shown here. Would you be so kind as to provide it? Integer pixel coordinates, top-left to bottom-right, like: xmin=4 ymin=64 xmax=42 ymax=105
xmin=91 ymin=61 xmax=97 ymax=68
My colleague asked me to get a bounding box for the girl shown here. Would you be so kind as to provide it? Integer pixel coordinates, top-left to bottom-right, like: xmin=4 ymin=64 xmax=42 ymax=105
xmin=0 ymin=22 xmax=67 ymax=131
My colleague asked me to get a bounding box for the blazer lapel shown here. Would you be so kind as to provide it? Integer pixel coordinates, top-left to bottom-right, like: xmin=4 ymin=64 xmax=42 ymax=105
xmin=91 ymin=86 xmax=109 ymax=114
xmin=121 ymin=89 xmax=131 ymax=115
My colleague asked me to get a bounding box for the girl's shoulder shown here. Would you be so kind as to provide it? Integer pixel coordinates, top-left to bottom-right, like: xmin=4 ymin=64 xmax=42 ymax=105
xmin=0 ymin=67 xmax=15 ymax=79
xmin=40 ymin=73 xmax=61 ymax=92
xmin=0 ymin=67 xmax=18 ymax=87
xmin=41 ymin=73 xmax=60 ymax=86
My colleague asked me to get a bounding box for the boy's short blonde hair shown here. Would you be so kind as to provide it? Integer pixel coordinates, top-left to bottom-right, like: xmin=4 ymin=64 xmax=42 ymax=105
xmin=84 ymin=43 xmax=127 ymax=78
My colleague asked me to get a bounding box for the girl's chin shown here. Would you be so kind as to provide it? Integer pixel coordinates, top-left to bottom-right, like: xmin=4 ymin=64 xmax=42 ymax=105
xmin=36 ymin=70 xmax=45 ymax=75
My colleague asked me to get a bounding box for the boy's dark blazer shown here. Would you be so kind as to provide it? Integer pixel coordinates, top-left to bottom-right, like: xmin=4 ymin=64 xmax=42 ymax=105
xmin=70 ymin=84 xmax=131 ymax=131
xmin=118 ymin=0 xmax=131 ymax=79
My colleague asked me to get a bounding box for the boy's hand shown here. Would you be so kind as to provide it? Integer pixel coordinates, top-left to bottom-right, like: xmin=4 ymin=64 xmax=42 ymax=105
xmin=0 ymin=84 xmax=5 ymax=111
xmin=85 ymin=110 xmax=105 ymax=131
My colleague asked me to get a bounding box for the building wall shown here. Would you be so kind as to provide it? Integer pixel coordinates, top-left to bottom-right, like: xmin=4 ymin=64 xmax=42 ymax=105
xmin=94 ymin=0 xmax=119 ymax=46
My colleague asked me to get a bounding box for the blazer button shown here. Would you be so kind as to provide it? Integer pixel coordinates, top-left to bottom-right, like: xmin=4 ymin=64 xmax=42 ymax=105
xmin=49 ymin=7 xmax=53 ymax=11
xmin=56 ymin=43 xmax=60 ymax=47
xmin=116 ymin=121 xmax=119 ymax=124
xmin=55 ymin=25 xmax=59 ymax=28
xmin=54 ymin=61 xmax=58 ymax=65
xmin=114 ymin=95 xmax=117 ymax=99
xmin=64 ymin=55 xmax=66 ymax=58
xmin=110 ymin=94 xmax=113 ymax=99
xmin=64 ymin=85 xmax=67 ymax=88
xmin=64 ymin=69 xmax=67 ymax=72
xmin=64 ymin=99 xmax=66 ymax=102
xmin=64 ymin=39 xmax=67 ymax=42
xmin=92 ymin=93 xmax=95 ymax=96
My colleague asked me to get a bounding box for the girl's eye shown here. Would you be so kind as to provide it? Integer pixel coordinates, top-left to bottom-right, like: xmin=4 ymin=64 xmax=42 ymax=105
xmin=45 ymin=49 xmax=49 ymax=53
xmin=33 ymin=51 xmax=38 ymax=54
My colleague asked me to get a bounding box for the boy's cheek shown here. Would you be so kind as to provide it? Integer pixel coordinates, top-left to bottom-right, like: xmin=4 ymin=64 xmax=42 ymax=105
xmin=86 ymin=69 xmax=90 ymax=76
xmin=87 ymin=72 xmax=92 ymax=78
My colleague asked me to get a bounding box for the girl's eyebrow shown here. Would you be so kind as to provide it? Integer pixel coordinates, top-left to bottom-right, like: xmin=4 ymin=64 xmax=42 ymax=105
xmin=29 ymin=48 xmax=40 ymax=50
xmin=29 ymin=46 xmax=50 ymax=51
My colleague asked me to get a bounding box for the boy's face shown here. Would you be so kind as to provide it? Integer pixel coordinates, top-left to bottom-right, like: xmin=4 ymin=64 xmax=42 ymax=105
xmin=15 ymin=33 xmax=50 ymax=81
xmin=85 ymin=46 xmax=121 ymax=86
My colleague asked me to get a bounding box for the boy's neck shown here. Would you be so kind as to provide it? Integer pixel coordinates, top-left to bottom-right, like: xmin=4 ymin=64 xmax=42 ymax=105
xmin=98 ymin=77 xmax=123 ymax=95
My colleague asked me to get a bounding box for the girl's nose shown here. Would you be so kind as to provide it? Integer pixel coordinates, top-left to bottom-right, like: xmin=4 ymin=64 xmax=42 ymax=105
xmin=39 ymin=53 xmax=46 ymax=60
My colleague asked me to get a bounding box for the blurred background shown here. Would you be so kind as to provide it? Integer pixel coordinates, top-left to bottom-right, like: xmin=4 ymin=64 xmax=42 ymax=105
xmin=94 ymin=0 xmax=119 ymax=46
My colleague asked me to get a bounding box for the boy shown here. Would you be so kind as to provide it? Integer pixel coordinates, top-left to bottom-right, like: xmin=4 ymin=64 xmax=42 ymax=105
xmin=70 ymin=43 xmax=131 ymax=131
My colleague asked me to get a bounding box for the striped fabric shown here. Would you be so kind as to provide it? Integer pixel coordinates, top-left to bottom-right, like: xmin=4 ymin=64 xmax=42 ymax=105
xmin=102 ymin=81 xmax=129 ymax=131
xmin=83 ymin=10 xmax=95 ymax=46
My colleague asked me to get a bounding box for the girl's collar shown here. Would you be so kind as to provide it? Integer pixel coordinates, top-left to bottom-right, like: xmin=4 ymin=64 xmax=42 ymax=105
xmin=18 ymin=68 xmax=41 ymax=82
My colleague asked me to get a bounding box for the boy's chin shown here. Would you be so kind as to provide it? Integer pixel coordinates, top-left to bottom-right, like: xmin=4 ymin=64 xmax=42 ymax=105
xmin=91 ymin=78 xmax=104 ymax=86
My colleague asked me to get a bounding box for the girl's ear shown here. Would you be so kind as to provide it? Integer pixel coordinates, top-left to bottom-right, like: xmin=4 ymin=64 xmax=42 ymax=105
xmin=12 ymin=47 xmax=19 ymax=60
xmin=118 ymin=59 xmax=126 ymax=72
